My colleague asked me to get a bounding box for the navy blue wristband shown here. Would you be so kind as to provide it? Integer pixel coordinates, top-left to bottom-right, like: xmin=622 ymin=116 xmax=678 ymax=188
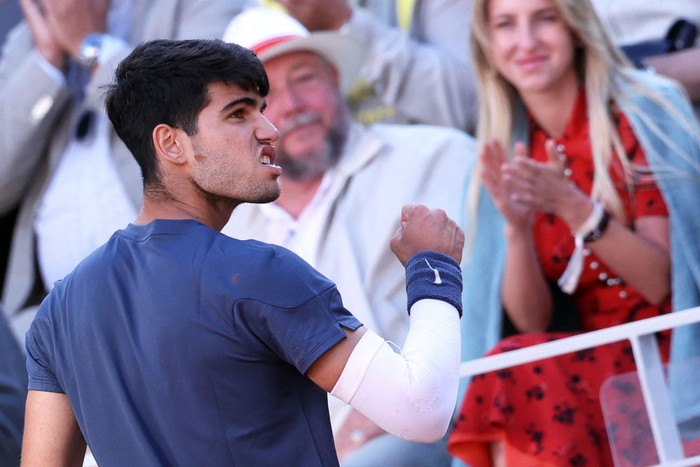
xmin=405 ymin=251 xmax=463 ymax=317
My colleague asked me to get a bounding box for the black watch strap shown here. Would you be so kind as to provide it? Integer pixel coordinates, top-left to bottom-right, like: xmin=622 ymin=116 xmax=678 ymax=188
xmin=583 ymin=209 xmax=610 ymax=243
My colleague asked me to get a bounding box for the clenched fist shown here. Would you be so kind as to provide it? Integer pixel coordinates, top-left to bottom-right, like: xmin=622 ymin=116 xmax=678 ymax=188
xmin=390 ymin=204 xmax=464 ymax=266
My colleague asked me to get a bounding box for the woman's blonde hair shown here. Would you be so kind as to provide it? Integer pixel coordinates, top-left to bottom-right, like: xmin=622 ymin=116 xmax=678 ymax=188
xmin=467 ymin=0 xmax=697 ymax=229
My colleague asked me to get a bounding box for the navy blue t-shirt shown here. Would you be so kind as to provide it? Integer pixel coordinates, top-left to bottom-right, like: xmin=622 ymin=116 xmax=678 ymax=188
xmin=26 ymin=219 xmax=362 ymax=466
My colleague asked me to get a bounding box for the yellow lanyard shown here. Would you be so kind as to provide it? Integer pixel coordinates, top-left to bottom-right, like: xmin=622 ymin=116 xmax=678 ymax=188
xmin=396 ymin=0 xmax=416 ymax=31
xmin=259 ymin=0 xmax=285 ymax=11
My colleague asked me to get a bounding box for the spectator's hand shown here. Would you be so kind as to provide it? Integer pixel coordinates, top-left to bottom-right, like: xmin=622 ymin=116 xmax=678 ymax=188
xmin=503 ymin=138 xmax=592 ymax=229
xmin=390 ymin=205 xmax=464 ymax=266
xmin=38 ymin=0 xmax=109 ymax=59
xmin=276 ymin=0 xmax=352 ymax=31
xmin=20 ymin=0 xmax=66 ymax=69
xmin=480 ymin=139 xmax=533 ymax=231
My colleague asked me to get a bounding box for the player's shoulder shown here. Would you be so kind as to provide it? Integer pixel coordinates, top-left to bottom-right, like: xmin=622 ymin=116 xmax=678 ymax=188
xmin=213 ymin=236 xmax=338 ymax=304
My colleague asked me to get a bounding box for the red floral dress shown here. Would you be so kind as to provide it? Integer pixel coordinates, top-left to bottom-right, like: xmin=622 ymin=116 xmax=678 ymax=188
xmin=448 ymin=91 xmax=671 ymax=467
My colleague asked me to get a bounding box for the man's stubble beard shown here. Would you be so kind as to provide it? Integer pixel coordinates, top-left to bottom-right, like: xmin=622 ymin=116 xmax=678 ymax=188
xmin=277 ymin=108 xmax=350 ymax=182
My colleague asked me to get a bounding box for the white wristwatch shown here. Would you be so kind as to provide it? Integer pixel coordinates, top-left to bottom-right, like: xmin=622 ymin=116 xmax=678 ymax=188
xmin=76 ymin=33 xmax=109 ymax=69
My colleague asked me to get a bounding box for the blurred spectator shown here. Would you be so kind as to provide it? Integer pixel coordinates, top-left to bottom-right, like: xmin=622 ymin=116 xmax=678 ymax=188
xmin=0 ymin=0 xmax=22 ymax=301
xmin=591 ymin=1 xmax=700 ymax=114
xmin=222 ymin=8 xmax=476 ymax=466
xmin=261 ymin=0 xmax=478 ymax=133
xmin=590 ymin=1 xmax=698 ymax=49
xmin=448 ymin=0 xmax=700 ymax=465
xmin=0 ymin=0 xmax=22 ymax=55
xmin=0 ymin=0 xmax=251 ymax=342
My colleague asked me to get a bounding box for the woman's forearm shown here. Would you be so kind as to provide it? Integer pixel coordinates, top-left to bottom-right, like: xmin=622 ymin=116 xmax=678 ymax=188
xmin=583 ymin=216 xmax=671 ymax=304
xmin=501 ymin=225 xmax=553 ymax=333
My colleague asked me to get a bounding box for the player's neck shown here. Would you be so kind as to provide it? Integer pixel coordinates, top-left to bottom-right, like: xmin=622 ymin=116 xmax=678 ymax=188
xmin=135 ymin=195 xmax=235 ymax=232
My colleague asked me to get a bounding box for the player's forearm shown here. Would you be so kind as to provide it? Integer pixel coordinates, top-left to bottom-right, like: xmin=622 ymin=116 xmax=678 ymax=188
xmin=331 ymin=252 xmax=462 ymax=442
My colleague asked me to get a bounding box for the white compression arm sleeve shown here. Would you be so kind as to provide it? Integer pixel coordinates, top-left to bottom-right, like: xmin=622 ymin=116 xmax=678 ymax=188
xmin=330 ymin=299 xmax=461 ymax=442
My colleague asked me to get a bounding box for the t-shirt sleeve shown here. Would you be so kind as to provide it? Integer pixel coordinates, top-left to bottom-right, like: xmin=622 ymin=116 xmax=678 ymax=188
xmin=25 ymin=316 xmax=64 ymax=393
xmin=234 ymin=286 xmax=362 ymax=375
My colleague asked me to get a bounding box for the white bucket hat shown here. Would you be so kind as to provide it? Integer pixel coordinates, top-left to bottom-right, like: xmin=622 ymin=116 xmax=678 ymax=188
xmin=223 ymin=7 xmax=363 ymax=94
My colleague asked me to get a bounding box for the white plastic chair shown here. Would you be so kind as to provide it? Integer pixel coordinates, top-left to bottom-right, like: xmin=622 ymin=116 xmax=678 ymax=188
xmin=458 ymin=306 xmax=700 ymax=467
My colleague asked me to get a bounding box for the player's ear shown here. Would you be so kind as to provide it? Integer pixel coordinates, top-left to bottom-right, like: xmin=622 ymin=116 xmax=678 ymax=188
xmin=153 ymin=124 xmax=187 ymax=165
